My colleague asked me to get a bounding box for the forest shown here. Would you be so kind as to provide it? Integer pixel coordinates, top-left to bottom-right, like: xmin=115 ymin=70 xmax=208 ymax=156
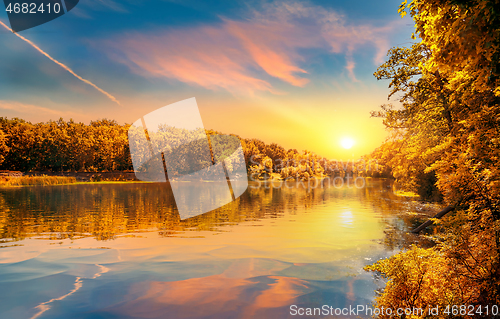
xmin=363 ymin=0 xmax=500 ymax=316
xmin=0 ymin=117 xmax=385 ymax=181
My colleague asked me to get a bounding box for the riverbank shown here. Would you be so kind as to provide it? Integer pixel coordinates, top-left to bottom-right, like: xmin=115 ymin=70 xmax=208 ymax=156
xmin=0 ymin=170 xmax=140 ymax=186
xmin=0 ymin=171 xmax=392 ymax=188
xmin=0 ymin=175 xmax=77 ymax=186
xmin=1 ymin=170 xmax=137 ymax=181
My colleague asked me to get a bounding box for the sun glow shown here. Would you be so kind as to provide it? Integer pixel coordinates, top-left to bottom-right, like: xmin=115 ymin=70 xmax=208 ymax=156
xmin=340 ymin=137 xmax=355 ymax=149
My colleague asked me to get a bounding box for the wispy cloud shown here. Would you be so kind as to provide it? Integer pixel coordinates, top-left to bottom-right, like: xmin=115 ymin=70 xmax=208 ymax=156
xmin=0 ymin=100 xmax=83 ymax=119
xmin=69 ymin=0 xmax=128 ymax=19
xmin=104 ymin=1 xmax=399 ymax=95
xmin=92 ymin=0 xmax=128 ymax=12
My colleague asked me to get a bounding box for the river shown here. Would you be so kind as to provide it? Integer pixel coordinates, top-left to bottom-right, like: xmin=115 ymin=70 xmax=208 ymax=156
xmin=0 ymin=179 xmax=436 ymax=318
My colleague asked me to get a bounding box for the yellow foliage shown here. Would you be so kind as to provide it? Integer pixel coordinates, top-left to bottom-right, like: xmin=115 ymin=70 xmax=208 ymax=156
xmin=369 ymin=0 xmax=500 ymax=311
xmin=0 ymin=175 xmax=77 ymax=186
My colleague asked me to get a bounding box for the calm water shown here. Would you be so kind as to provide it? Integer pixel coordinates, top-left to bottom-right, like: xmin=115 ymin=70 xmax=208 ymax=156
xmin=0 ymin=179 xmax=434 ymax=319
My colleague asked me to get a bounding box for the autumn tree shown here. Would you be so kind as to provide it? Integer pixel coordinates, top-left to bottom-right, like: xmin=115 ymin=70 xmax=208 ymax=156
xmin=0 ymin=117 xmax=351 ymax=182
xmin=371 ymin=43 xmax=448 ymax=200
xmin=368 ymin=0 xmax=500 ymax=314
xmin=0 ymin=129 xmax=8 ymax=166
xmin=0 ymin=117 xmax=132 ymax=172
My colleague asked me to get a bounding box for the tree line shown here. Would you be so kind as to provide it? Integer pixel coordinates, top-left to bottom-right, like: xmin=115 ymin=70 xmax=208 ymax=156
xmin=0 ymin=118 xmax=131 ymax=172
xmin=0 ymin=117 xmax=385 ymax=180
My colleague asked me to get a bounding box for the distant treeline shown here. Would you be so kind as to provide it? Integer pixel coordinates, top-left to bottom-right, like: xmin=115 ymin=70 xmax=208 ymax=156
xmin=0 ymin=118 xmax=131 ymax=172
xmin=0 ymin=117 xmax=388 ymax=180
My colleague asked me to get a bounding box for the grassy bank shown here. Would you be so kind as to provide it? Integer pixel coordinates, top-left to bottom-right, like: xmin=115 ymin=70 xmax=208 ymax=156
xmin=0 ymin=175 xmax=77 ymax=186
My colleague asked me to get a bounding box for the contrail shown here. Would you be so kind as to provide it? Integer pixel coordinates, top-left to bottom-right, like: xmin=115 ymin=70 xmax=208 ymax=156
xmin=0 ymin=20 xmax=121 ymax=105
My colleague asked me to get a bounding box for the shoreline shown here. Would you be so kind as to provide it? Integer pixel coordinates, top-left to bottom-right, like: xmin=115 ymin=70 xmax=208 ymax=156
xmin=0 ymin=170 xmax=393 ymax=188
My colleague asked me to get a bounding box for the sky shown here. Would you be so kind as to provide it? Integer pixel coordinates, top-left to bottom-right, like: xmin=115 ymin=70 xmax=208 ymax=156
xmin=0 ymin=0 xmax=416 ymax=160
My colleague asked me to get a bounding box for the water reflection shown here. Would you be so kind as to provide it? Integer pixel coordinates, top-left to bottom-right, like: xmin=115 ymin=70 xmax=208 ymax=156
xmin=0 ymin=179 xmax=432 ymax=243
xmin=0 ymin=179 xmax=440 ymax=318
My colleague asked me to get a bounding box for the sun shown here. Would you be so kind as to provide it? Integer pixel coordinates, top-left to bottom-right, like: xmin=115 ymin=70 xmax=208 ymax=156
xmin=340 ymin=137 xmax=355 ymax=149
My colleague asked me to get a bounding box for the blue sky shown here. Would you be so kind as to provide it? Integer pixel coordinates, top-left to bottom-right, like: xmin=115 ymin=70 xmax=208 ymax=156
xmin=0 ymin=0 xmax=415 ymax=159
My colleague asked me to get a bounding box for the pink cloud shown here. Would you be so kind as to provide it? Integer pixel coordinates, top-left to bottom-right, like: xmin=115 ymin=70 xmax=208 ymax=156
xmin=108 ymin=274 xmax=312 ymax=318
xmin=345 ymin=55 xmax=358 ymax=82
xmin=225 ymin=19 xmax=316 ymax=88
xmin=104 ymin=1 xmax=400 ymax=95
xmin=112 ymin=26 xmax=276 ymax=96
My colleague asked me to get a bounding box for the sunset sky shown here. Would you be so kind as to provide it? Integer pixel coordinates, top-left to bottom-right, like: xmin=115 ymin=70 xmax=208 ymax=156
xmin=0 ymin=0 xmax=415 ymax=159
